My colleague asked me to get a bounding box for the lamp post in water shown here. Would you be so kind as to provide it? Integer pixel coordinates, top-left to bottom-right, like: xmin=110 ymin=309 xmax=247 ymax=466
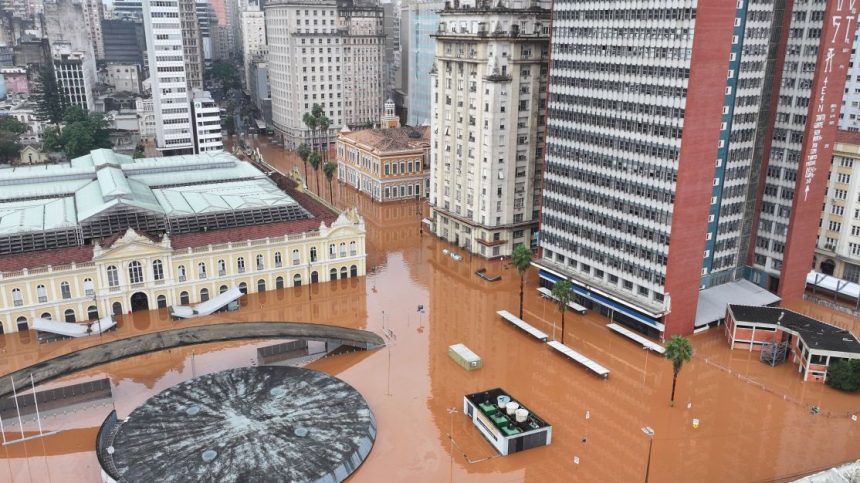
xmin=642 ymin=426 xmax=655 ymax=483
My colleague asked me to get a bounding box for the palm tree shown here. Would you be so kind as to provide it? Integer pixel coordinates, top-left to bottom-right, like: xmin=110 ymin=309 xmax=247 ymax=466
xmin=323 ymin=161 xmax=337 ymax=204
xmin=302 ymin=112 xmax=317 ymax=153
xmin=318 ymin=115 xmax=331 ymax=161
xmin=664 ymin=335 xmax=694 ymax=406
xmin=551 ymin=280 xmax=573 ymax=344
xmin=511 ymin=244 xmax=533 ymax=319
xmin=297 ymin=143 xmax=311 ymax=184
xmin=309 ymin=151 xmax=322 ymax=195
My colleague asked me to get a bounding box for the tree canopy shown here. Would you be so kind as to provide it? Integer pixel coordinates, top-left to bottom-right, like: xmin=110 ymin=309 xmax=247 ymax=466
xmin=43 ymin=106 xmax=113 ymax=159
xmin=210 ymin=62 xmax=240 ymax=90
xmin=30 ymin=64 xmax=68 ymax=127
xmin=0 ymin=116 xmax=27 ymax=162
xmin=826 ymin=359 xmax=860 ymax=392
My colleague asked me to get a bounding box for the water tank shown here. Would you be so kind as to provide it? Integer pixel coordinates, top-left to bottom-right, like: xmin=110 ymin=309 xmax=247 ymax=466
xmin=497 ymin=394 xmax=510 ymax=409
xmin=506 ymin=402 xmax=519 ymax=416
xmin=515 ymin=408 xmax=529 ymax=423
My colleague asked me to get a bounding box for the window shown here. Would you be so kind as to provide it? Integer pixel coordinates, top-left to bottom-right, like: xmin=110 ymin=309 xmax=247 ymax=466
xmin=153 ymin=260 xmax=164 ymax=280
xmin=254 ymin=254 xmax=263 ymax=271
xmin=200 ymin=288 xmax=209 ymax=302
xmin=330 ymin=268 xmax=338 ymax=281
xmin=339 ymin=243 xmax=346 ymax=257
xmin=129 ymin=261 xmax=144 ymax=284
xmin=60 ymin=281 xmax=71 ymax=299
xmin=84 ymin=278 xmax=94 ymax=296
xmin=275 ymin=251 xmax=283 ymax=267
xmin=310 ymin=246 xmax=318 ymax=262
xmin=349 ymin=241 xmax=357 ymax=256
xmin=293 ymin=274 xmax=302 ymax=287
xmin=112 ymin=302 xmax=123 ymax=315
xmin=237 ymin=257 xmax=246 ymax=273
xmin=350 ymin=265 xmax=358 ymax=277
xmin=257 ymin=279 xmax=266 ymax=292
xmin=107 ymin=265 xmax=119 ymax=287
xmin=218 ymin=259 xmax=226 ymax=276
xmin=329 ymin=244 xmax=336 ymax=257
xmin=276 ymin=276 xmax=284 ymax=289
xmin=34 ymin=284 xmax=47 ymax=303
xmin=87 ymin=305 xmax=98 ymax=320
xmin=12 ymin=288 xmax=23 ymax=306
xmin=220 ymin=285 xmax=229 ymax=294
xmin=64 ymin=309 xmax=76 ymax=323
xmin=292 ymin=249 xmax=301 ymax=265
xmin=180 ymin=291 xmax=190 ymax=304
xmin=198 ymin=262 xmax=207 ymax=279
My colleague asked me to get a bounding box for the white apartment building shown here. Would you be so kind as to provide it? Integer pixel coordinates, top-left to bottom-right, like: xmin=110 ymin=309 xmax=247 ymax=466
xmin=841 ymin=30 xmax=860 ymax=131
xmin=52 ymin=43 xmax=97 ymax=111
xmin=142 ymin=0 xmax=195 ymax=153
xmin=428 ymin=0 xmax=549 ymax=259
xmin=816 ymin=131 xmax=860 ymax=283
xmin=191 ymin=89 xmax=224 ymax=153
xmin=241 ymin=3 xmax=267 ymax=91
xmin=266 ymin=0 xmax=385 ymax=148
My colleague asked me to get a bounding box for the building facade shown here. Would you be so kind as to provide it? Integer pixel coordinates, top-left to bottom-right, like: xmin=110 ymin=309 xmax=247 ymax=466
xmin=429 ymin=0 xmax=549 ymax=259
xmin=52 ymin=44 xmax=96 ymax=111
xmin=81 ymin=0 xmax=105 ymax=60
xmin=402 ymin=1 xmax=441 ymax=127
xmin=538 ymin=1 xmax=858 ymax=337
xmin=266 ymin=0 xmax=385 ymax=148
xmin=337 ymin=101 xmax=430 ymax=202
xmin=240 ymin=3 xmax=266 ymax=92
xmin=191 ymin=88 xmax=224 ymax=153
xmin=840 ymin=29 xmax=860 ymax=131
xmin=816 ymin=131 xmax=860 ymax=283
xmin=103 ymin=64 xmax=142 ymax=94
xmin=0 ymin=149 xmax=367 ymax=334
xmin=179 ymin=0 xmax=204 ymax=91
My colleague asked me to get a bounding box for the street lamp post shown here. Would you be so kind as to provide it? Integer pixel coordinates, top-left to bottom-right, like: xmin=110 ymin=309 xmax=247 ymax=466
xmin=642 ymin=426 xmax=655 ymax=483
xmin=93 ymin=293 xmax=102 ymax=337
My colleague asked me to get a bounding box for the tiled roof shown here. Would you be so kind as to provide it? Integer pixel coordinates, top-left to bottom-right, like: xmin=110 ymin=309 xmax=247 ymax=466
xmin=339 ymin=126 xmax=430 ymax=154
xmin=729 ymin=305 xmax=860 ymax=354
xmin=835 ymin=129 xmax=860 ymax=146
xmin=0 ymin=245 xmax=94 ymax=272
xmin=171 ymin=215 xmax=336 ymax=249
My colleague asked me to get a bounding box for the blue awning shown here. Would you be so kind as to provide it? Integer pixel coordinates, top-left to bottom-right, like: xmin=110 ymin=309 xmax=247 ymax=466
xmin=539 ymin=270 xmax=664 ymax=332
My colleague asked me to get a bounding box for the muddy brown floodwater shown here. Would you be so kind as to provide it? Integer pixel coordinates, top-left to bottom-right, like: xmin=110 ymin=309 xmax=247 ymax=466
xmin=1 ymin=136 xmax=858 ymax=483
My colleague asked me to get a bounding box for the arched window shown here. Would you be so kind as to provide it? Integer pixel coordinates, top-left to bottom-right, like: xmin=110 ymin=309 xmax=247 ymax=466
xmin=218 ymin=259 xmax=226 ymax=276
xmin=16 ymin=316 xmax=28 ymax=331
xmin=239 ymin=282 xmax=248 ymax=294
xmin=112 ymin=302 xmax=123 ymax=315
xmin=40 ymin=312 xmax=52 ymax=320
xmin=219 ymin=285 xmax=229 ymax=294
xmin=200 ymin=288 xmax=209 ymax=302
xmin=310 ymin=246 xmax=318 ymax=262
xmin=291 ymin=249 xmax=300 ymax=265
xmin=156 ymin=295 xmax=167 ymax=308
xmin=350 ymin=265 xmax=358 ymax=277
xmin=107 ymin=265 xmax=120 ymax=287
xmin=330 ymin=268 xmax=338 ymax=281
xmin=329 ymin=244 xmax=336 ymax=257
xmin=311 ymin=271 xmax=319 ymax=284
xmin=178 ymin=265 xmax=187 ymax=281
xmin=128 ymin=261 xmax=143 ymax=284
xmin=87 ymin=306 xmax=98 ymax=320
xmin=153 ymin=260 xmax=164 ymax=280
xmin=64 ymin=309 xmax=76 ymax=323
xmin=11 ymin=288 xmax=22 ymax=306
xmin=293 ymin=274 xmax=302 ymax=287
xmin=198 ymin=262 xmax=207 ymax=279
xmin=340 ymin=267 xmax=348 ymax=279
xmin=257 ymin=279 xmax=266 ymax=292
xmin=36 ymin=284 xmax=47 ymax=303
xmin=84 ymin=278 xmax=94 ymax=296
xmin=60 ymin=281 xmax=72 ymax=299
xmin=349 ymin=241 xmax=357 ymax=256
xmin=339 ymin=243 xmax=346 ymax=257
xmin=180 ymin=291 xmax=190 ymax=304
xmin=276 ymin=276 xmax=284 ymax=289
xmin=237 ymin=257 xmax=246 ymax=273
xmin=274 ymin=252 xmax=283 ymax=267
xmin=256 ymin=254 xmax=265 ymax=270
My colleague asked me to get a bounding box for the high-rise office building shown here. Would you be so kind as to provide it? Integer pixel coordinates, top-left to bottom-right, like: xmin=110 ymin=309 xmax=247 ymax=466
xmin=81 ymin=0 xmax=105 ymax=59
xmin=191 ymin=89 xmax=224 ymax=153
xmin=266 ymin=0 xmax=385 ymax=148
xmin=178 ymin=0 xmax=204 ymax=90
xmin=538 ymin=1 xmax=858 ymax=337
xmin=428 ymin=0 xmax=549 ymax=259
xmin=401 ymin=0 xmax=442 ymax=127
xmin=240 ymin=3 xmax=266 ymax=91
xmin=840 ymin=31 xmax=860 ymax=131
xmin=52 ymin=43 xmax=96 ymax=110
xmin=44 ymin=0 xmax=98 ymax=109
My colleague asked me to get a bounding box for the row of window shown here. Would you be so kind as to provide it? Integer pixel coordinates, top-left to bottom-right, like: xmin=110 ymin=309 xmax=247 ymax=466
xmin=10 ymin=280 xmax=95 ymax=306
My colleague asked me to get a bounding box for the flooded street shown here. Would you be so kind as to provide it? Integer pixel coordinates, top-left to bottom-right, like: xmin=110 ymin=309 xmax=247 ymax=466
xmin=0 ymin=136 xmax=858 ymax=482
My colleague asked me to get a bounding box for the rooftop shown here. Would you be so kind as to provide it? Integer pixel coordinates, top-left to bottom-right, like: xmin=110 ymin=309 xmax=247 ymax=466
xmin=729 ymin=305 xmax=860 ymax=354
xmin=338 ymin=125 xmax=430 ymax=154
xmin=835 ymin=129 xmax=860 ymax=146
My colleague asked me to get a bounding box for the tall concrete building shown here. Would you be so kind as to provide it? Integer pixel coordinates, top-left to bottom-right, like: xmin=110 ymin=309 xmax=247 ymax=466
xmin=43 ymin=0 xmax=98 ymax=110
xmin=266 ymin=0 xmax=385 ymax=148
xmin=401 ymin=0 xmax=441 ymax=127
xmin=816 ymin=131 xmax=860 ymax=284
xmin=428 ymin=0 xmax=549 ymax=259
xmin=191 ymin=89 xmax=223 ymax=153
xmin=52 ymin=43 xmax=96 ymax=110
xmin=142 ymin=0 xmax=194 ymax=153
xmin=178 ymin=0 xmax=204 ymax=90
xmin=81 ymin=0 xmax=104 ymax=59
xmin=240 ymin=3 xmax=266 ymax=91
xmin=537 ymin=1 xmax=858 ymax=337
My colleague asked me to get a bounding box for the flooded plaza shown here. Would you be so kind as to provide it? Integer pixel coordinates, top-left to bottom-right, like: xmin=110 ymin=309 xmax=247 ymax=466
xmin=0 ymin=136 xmax=858 ymax=482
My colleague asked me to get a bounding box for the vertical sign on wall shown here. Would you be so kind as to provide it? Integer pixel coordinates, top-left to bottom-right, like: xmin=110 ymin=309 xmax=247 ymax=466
xmin=780 ymin=0 xmax=860 ymax=301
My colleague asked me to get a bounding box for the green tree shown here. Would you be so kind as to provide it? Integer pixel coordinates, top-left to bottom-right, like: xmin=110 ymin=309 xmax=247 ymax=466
xmin=297 ymin=143 xmax=311 ymax=183
xmin=318 ymin=114 xmax=331 ymax=160
xmin=0 ymin=116 xmax=27 ymax=135
xmin=210 ymin=61 xmax=240 ymax=90
xmin=30 ymin=64 xmax=68 ymax=128
xmin=42 ymin=125 xmax=62 ymax=152
xmin=826 ymin=359 xmax=860 ymax=392
xmin=323 ymin=160 xmax=337 ymax=204
xmin=302 ymin=111 xmax=318 ymax=152
xmin=551 ymin=280 xmax=573 ymax=344
xmin=511 ymin=244 xmax=533 ymax=319
xmin=0 ymin=131 xmax=21 ymax=162
xmin=665 ymin=335 xmax=694 ymax=406
xmin=308 ymin=151 xmax=322 ymax=195
xmin=44 ymin=109 xmax=113 ymax=159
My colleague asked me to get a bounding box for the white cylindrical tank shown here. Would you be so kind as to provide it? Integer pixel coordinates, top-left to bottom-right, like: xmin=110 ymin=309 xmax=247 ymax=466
xmin=506 ymin=402 xmax=520 ymax=415
xmin=515 ymin=409 xmax=529 ymax=423
xmin=497 ymin=395 xmax=510 ymax=408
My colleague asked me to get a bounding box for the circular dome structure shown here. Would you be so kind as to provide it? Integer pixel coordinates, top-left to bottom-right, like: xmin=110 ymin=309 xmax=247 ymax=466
xmin=99 ymin=366 xmax=376 ymax=482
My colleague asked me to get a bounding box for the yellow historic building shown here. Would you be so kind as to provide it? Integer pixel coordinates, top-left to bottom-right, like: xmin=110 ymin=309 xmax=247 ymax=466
xmin=0 ymin=149 xmax=366 ymax=333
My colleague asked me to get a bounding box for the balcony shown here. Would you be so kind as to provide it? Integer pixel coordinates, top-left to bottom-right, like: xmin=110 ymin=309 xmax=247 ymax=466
xmin=14 ymin=300 xmax=23 ymax=307
xmin=38 ymin=296 xmax=47 ymax=303
xmin=179 ymin=276 xmax=187 ymax=282
xmin=238 ymin=267 xmax=246 ymax=274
